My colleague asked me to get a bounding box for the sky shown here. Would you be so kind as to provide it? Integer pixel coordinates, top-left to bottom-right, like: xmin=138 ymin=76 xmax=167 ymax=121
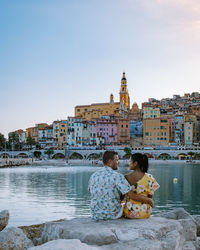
xmin=1 ymin=0 xmax=200 ymax=138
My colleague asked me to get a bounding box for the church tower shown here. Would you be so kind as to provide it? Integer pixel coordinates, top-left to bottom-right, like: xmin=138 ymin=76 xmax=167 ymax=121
xmin=119 ymin=72 xmax=130 ymax=109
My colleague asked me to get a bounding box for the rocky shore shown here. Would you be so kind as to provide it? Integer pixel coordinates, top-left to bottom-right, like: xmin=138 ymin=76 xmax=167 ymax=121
xmin=0 ymin=158 xmax=32 ymax=168
xmin=0 ymin=208 xmax=200 ymax=250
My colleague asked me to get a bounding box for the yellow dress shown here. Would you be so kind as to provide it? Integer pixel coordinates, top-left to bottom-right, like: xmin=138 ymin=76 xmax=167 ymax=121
xmin=123 ymin=173 xmax=160 ymax=219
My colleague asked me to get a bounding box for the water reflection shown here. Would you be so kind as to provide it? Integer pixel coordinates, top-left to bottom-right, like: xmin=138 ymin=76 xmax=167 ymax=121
xmin=0 ymin=163 xmax=199 ymax=227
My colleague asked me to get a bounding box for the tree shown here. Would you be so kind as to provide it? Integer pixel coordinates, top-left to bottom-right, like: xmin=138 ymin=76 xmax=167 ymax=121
xmin=188 ymin=152 xmax=195 ymax=159
xmin=44 ymin=149 xmax=54 ymax=159
xmin=8 ymin=132 xmax=20 ymax=151
xmin=33 ymin=151 xmax=42 ymax=159
xmin=26 ymin=136 xmax=36 ymax=149
xmin=124 ymin=147 xmax=132 ymax=157
xmin=0 ymin=133 xmax=6 ymax=151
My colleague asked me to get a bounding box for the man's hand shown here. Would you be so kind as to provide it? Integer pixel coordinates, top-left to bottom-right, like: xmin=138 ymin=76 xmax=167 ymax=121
xmin=127 ymin=190 xmax=154 ymax=208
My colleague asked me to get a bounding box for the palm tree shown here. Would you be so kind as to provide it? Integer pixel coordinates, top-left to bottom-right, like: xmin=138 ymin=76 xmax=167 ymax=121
xmin=8 ymin=132 xmax=20 ymax=151
xmin=124 ymin=147 xmax=132 ymax=158
xmin=44 ymin=149 xmax=54 ymax=159
xmin=26 ymin=136 xmax=36 ymax=149
xmin=33 ymin=151 xmax=42 ymax=159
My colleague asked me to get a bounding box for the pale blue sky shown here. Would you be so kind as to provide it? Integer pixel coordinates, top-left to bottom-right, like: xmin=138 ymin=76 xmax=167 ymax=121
xmin=1 ymin=0 xmax=200 ymax=137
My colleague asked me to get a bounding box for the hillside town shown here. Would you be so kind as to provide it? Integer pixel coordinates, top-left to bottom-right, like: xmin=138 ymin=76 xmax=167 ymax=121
xmin=1 ymin=72 xmax=200 ymax=151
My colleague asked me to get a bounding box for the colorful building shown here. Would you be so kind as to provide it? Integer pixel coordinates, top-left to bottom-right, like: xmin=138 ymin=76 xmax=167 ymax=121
xmin=174 ymin=115 xmax=184 ymax=145
xmin=143 ymin=106 xmax=160 ymax=119
xmin=58 ymin=120 xmax=68 ymax=149
xmin=44 ymin=125 xmax=53 ymax=148
xmin=95 ymin=117 xmax=118 ymax=145
xmin=67 ymin=117 xmax=82 ymax=146
xmin=82 ymin=121 xmax=97 ymax=145
xmin=143 ymin=117 xmax=170 ymax=146
xmin=117 ymin=119 xmax=130 ymax=145
xmin=184 ymin=114 xmax=199 ymax=145
xmin=26 ymin=127 xmax=38 ymax=143
xmin=53 ymin=121 xmax=60 ymax=148
xmin=37 ymin=123 xmax=48 ymax=148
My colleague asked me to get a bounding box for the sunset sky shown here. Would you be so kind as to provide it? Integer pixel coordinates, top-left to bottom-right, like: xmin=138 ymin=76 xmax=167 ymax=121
xmin=1 ymin=0 xmax=200 ymax=137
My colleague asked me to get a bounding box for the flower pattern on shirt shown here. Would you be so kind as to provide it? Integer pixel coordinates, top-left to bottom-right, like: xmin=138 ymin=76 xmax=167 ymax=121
xmin=88 ymin=166 xmax=132 ymax=220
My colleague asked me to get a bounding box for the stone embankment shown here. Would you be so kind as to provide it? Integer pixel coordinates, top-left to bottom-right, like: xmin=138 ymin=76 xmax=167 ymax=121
xmin=0 ymin=158 xmax=32 ymax=168
xmin=0 ymin=208 xmax=200 ymax=250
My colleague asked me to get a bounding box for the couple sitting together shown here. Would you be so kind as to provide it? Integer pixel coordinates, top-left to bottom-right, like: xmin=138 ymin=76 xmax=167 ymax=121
xmin=88 ymin=151 xmax=160 ymax=220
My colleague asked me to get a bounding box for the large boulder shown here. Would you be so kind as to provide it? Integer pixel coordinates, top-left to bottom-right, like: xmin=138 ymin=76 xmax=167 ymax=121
xmin=32 ymin=216 xmax=188 ymax=249
xmin=2 ymin=208 xmax=196 ymax=250
xmin=0 ymin=227 xmax=34 ymax=250
xmin=0 ymin=210 xmax=9 ymax=231
xmin=28 ymin=239 xmax=99 ymax=250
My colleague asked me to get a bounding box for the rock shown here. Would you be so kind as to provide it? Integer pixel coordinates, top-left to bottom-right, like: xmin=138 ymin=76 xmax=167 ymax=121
xmin=0 ymin=210 xmax=9 ymax=231
xmin=20 ymin=222 xmax=46 ymax=246
xmin=179 ymin=219 xmax=197 ymax=241
xmin=39 ymin=219 xmax=118 ymax=246
xmin=1 ymin=208 xmax=196 ymax=250
xmin=182 ymin=241 xmax=196 ymax=250
xmin=28 ymin=239 xmax=99 ymax=250
xmin=32 ymin=217 xmax=186 ymax=249
xmin=196 ymin=237 xmax=200 ymax=249
xmin=0 ymin=227 xmax=34 ymax=250
xmin=193 ymin=215 xmax=200 ymax=236
xmin=154 ymin=208 xmax=194 ymax=220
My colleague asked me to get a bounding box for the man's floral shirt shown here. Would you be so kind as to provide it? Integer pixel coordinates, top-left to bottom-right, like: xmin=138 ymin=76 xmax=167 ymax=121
xmin=88 ymin=166 xmax=132 ymax=220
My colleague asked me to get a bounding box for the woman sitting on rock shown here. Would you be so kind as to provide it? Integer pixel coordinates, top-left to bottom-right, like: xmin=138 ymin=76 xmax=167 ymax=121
xmin=123 ymin=153 xmax=160 ymax=219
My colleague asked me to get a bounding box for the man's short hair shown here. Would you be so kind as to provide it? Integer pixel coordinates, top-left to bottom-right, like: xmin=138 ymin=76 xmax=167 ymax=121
xmin=103 ymin=151 xmax=118 ymax=165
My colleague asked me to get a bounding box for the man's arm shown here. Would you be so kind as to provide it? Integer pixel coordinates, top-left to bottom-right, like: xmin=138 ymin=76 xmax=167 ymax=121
xmin=127 ymin=190 xmax=154 ymax=208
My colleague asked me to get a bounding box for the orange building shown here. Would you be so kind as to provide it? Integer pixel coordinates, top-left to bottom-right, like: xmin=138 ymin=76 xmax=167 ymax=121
xmin=117 ymin=119 xmax=130 ymax=145
xmin=143 ymin=117 xmax=170 ymax=146
xmin=191 ymin=105 xmax=200 ymax=116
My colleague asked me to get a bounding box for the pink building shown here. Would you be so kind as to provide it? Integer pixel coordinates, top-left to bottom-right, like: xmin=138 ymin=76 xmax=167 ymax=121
xmin=95 ymin=117 xmax=118 ymax=145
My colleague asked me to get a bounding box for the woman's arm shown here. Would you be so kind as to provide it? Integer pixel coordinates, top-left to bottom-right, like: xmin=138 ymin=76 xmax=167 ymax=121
xmin=127 ymin=190 xmax=154 ymax=208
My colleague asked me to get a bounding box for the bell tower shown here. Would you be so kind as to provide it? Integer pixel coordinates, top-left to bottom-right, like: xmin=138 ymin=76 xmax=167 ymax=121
xmin=119 ymin=72 xmax=130 ymax=109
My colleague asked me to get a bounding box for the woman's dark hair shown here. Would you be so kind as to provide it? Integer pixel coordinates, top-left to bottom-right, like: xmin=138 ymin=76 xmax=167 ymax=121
xmin=103 ymin=151 xmax=118 ymax=165
xmin=131 ymin=153 xmax=148 ymax=173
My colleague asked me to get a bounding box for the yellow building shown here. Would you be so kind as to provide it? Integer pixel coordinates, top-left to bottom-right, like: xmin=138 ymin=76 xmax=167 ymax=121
xmin=143 ymin=117 xmax=170 ymax=146
xmin=26 ymin=127 xmax=38 ymax=143
xmin=58 ymin=120 xmax=68 ymax=149
xmin=75 ymin=72 xmax=130 ymax=120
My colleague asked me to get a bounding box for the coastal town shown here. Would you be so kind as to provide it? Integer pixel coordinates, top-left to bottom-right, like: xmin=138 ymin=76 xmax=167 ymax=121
xmin=1 ymin=72 xmax=200 ymax=154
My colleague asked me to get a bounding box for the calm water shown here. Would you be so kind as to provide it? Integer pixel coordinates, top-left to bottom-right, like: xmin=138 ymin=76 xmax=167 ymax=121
xmin=0 ymin=162 xmax=199 ymax=227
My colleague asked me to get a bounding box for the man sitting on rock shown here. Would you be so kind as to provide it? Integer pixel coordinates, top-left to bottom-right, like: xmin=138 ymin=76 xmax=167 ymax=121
xmin=88 ymin=151 xmax=153 ymax=220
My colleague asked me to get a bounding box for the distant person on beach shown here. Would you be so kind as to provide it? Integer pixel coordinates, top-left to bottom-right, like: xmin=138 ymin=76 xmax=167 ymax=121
xmin=88 ymin=151 xmax=153 ymax=220
xmin=123 ymin=153 xmax=160 ymax=219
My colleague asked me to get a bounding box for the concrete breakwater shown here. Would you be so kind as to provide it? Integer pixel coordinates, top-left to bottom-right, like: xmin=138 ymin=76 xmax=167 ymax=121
xmin=0 ymin=158 xmax=33 ymax=168
xmin=0 ymin=208 xmax=200 ymax=249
